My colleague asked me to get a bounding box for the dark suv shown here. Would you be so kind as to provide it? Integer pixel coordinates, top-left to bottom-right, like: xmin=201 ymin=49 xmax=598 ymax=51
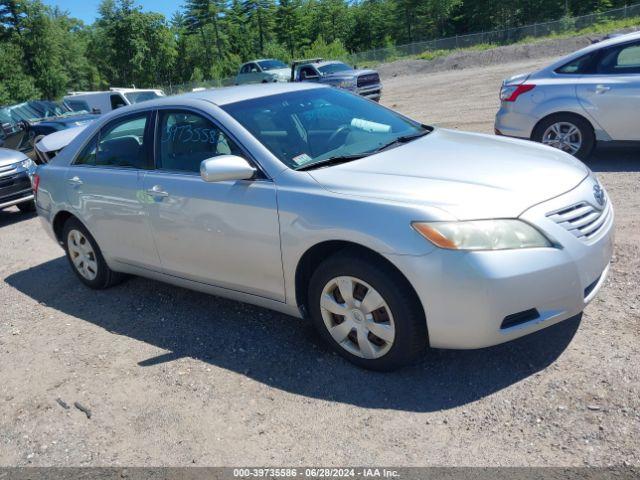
xmin=0 ymin=101 xmax=98 ymax=162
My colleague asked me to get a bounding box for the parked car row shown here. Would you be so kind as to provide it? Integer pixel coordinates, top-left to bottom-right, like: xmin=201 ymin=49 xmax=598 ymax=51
xmin=235 ymin=58 xmax=383 ymax=102
xmin=0 ymin=88 xmax=166 ymax=165
xmin=0 ymin=100 xmax=97 ymax=160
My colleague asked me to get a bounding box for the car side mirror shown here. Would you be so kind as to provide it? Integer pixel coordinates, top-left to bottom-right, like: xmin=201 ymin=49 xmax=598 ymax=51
xmin=92 ymin=108 xmax=101 ymax=114
xmin=200 ymin=155 xmax=256 ymax=182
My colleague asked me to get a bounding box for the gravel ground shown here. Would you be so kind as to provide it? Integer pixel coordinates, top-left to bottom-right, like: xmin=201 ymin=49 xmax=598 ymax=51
xmin=1 ymin=53 xmax=639 ymax=467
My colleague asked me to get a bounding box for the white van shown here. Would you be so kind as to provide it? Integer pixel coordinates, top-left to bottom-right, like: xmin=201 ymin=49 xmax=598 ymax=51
xmin=64 ymin=88 xmax=165 ymax=114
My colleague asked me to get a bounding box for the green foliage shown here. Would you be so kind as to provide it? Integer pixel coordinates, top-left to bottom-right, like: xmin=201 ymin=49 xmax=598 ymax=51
xmin=0 ymin=0 xmax=637 ymax=104
xmin=302 ymin=37 xmax=349 ymax=61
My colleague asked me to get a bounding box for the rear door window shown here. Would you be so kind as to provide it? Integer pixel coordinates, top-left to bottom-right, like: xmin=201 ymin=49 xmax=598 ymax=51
xmin=556 ymin=52 xmax=598 ymax=74
xmin=75 ymin=113 xmax=150 ymax=169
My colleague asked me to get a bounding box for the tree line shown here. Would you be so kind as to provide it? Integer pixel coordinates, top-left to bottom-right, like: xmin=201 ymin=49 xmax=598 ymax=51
xmin=0 ymin=0 xmax=628 ymax=105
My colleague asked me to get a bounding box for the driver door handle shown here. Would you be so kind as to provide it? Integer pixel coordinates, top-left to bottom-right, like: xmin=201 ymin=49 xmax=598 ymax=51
xmin=595 ymin=85 xmax=611 ymax=94
xmin=67 ymin=176 xmax=83 ymax=186
xmin=146 ymin=185 xmax=169 ymax=197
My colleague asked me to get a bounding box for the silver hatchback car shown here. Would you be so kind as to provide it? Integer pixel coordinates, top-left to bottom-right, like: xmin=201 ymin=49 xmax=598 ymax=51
xmin=35 ymin=83 xmax=613 ymax=370
xmin=495 ymin=31 xmax=640 ymax=159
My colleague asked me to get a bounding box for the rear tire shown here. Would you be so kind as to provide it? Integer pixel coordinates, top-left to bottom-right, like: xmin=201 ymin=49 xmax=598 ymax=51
xmin=308 ymin=248 xmax=427 ymax=371
xmin=62 ymin=217 xmax=124 ymax=289
xmin=17 ymin=200 xmax=36 ymax=213
xmin=532 ymin=113 xmax=595 ymax=160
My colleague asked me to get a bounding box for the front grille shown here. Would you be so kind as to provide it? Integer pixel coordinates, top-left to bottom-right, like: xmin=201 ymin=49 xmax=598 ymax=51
xmin=357 ymin=73 xmax=380 ymax=87
xmin=0 ymin=171 xmax=30 ymax=197
xmin=547 ymin=200 xmax=611 ymax=241
xmin=0 ymin=164 xmax=18 ymax=177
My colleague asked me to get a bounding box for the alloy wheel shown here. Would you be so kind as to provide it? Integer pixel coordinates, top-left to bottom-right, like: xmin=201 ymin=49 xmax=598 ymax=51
xmin=319 ymin=276 xmax=396 ymax=359
xmin=67 ymin=229 xmax=98 ymax=281
xmin=542 ymin=121 xmax=583 ymax=155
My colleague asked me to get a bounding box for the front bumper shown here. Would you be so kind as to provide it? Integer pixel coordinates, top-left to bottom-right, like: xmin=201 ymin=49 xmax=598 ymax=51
xmin=387 ymin=178 xmax=614 ymax=349
xmin=0 ymin=169 xmax=33 ymax=210
xmin=357 ymin=85 xmax=382 ymax=101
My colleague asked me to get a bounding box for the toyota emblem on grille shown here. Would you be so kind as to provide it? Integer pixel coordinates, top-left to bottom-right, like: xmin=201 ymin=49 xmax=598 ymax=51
xmin=593 ymin=184 xmax=605 ymax=207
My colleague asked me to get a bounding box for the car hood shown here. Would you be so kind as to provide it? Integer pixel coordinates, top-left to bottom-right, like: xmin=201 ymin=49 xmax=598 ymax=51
xmin=36 ymin=125 xmax=86 ymax=153
xmin=266 ymin=68 xmax=291 ymax=78
xmin=33 ymin=113 xmax=98 ymax=127
xmin=307 ymin=129 xmax=589 ymax=220
xmin=0 ymin=147 xmax=28 ymax=168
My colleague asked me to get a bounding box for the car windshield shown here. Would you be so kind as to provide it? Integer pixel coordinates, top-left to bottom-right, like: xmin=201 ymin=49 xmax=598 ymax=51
xmin=318 ymin=62 xmax=352 ymax=74
xmin=0 ymin=101 xmax=72 ymax=123
xmin=124 ymin=91 xmax=164 ymax=104
xmin=222 ymin=88 xmax=428 ymax=170
xmin=258 ymin=60 xmax=287 ymax=71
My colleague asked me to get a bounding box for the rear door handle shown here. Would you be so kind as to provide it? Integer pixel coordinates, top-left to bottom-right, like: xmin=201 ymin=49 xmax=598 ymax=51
xmin=67 ymin=176 xmax=83 ymax=186
xmin=595 ymin=85 xmax=611 ymax=94
xmin=146 ymin=185 xmax=169 ymax=197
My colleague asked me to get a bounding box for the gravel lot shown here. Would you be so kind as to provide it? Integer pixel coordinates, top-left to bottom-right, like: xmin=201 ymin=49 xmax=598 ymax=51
xmin=1 ymin=54 xmax=639 ymax=467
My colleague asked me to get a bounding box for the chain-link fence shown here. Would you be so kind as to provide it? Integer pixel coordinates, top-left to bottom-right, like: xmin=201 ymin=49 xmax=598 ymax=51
xmin=161 ymin=3 xmax=640 ymax=94
xmin=350 ymin=3 xmax=640 ymax=65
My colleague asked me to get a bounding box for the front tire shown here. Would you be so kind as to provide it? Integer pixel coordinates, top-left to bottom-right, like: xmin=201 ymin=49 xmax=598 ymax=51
xmin=532 ymin=113 xmax=595 ymax=160
xmin=62 ymin=217 xmax=124 ymax=289
xmin=308 ymin=249 xmax=427 ymax=371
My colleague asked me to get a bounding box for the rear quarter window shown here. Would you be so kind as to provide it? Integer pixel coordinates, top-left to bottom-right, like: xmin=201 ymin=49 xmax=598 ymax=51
xmin=556 ymin=52 xmax=598 ymax=74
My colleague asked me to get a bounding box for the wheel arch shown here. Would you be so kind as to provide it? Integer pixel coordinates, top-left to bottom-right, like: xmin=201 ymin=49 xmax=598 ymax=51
xmin=293 ymin=240 xmax=425 ymax=322
xmin=531 ymin=110 xmax=596 ymax=141
xmin=52 ymin=210 xmax=79 ymax=244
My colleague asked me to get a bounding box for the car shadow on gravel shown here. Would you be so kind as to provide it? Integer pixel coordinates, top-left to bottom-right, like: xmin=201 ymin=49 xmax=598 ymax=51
xmin=7 ymin=257 xmax=581 ymax=413
xmin=585 ymin=145 xmax=639 ymax=172
xmin=0 ymin=208 xmax=36 ymax=228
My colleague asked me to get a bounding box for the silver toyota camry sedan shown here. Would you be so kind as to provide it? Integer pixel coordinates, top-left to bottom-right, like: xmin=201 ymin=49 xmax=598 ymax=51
xmin=35 ymin=83 xmax=614 ymax=370
xmin=495 ymin=31 xmax=640 ymax=159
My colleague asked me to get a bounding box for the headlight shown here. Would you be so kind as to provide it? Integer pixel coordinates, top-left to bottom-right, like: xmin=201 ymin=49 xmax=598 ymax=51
xmin=19 ymin=158 xmax=34 ymax=170
xmin=337 ymin=79 xmax=356 ymax=89
xmin=16 ymin=158 xmax=36 ymax=175
xmin=412 ymin=219 xmax=553 ymax=251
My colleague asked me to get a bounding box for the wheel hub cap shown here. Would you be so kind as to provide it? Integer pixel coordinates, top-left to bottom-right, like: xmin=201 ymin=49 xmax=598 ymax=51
xmin=67 ymin=229 xmax=98 ymax=281
xmin=351 ymin=309 xmax=365 ymax=323
xmin=542 ymin=121 xmax=582 ymax=155
xmin=319 ymin=276 xmax=396 ymax=359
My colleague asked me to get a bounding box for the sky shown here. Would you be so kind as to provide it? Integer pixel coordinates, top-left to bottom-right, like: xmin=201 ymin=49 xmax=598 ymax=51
xmin=41 ymin=0 xmax=179 ymax=24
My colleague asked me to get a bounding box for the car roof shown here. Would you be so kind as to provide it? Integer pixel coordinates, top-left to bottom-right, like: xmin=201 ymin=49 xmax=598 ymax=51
xmin=545 ymin=30 xmax=640 ymax=70
xmin=65 ymin=88 xmax=162 ymax=97
xmin=163 ymin=82 xmax=325 ymax=106
xmin=242 ymin=58 xmax=282 ymax=65
xmin=316 ymin=60 xmax=349 ymax=67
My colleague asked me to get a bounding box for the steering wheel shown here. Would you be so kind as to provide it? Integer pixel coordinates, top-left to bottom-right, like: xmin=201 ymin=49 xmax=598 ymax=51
xmin=326 ymin=125 xmax=351 ymax=149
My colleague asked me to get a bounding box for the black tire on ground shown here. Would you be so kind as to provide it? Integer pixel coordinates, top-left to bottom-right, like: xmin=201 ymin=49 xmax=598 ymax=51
xmin=308 ymin=248 xmax=427 ymax=371
xmin=62 ymin=217 xmax=125 ymax=289
xmin=17 ymin=200 xmax=36 ymax=213
xmin=531 ymin=113 xmax=595 ymax=160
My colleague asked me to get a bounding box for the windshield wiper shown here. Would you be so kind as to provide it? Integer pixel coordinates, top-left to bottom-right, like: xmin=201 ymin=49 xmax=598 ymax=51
xmin=373 ymin=128 xmax=431 ymax=153
xmin=295 ymin=153 xmax=368 ymax=171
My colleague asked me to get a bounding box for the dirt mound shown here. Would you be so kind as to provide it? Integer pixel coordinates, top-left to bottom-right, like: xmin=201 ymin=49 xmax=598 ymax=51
xmin=377 ymin=30 xmax=636 ymax=79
